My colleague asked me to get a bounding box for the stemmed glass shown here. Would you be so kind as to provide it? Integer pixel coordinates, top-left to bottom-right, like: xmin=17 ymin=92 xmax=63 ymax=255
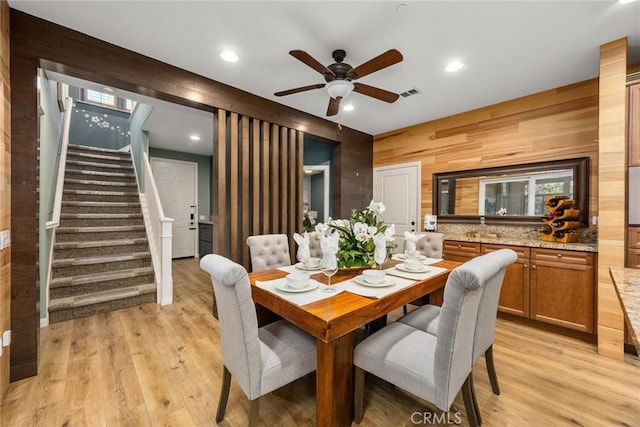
xmin=374 ymin=249 xmax=387 ymax=271
xmin=320 ymin=254 xmax=338 ymax=293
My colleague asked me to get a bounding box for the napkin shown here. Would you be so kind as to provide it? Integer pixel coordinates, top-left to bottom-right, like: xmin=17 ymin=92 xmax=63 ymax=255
xmin=404 ymin=231 xmax=425 ymax=255
xmin=293 ymin=232 xmax=311 ymax=262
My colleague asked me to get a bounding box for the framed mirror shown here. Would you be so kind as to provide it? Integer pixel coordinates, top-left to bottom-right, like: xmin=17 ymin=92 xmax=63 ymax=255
xmin=433 ymin=157 xmax=589 ymax=226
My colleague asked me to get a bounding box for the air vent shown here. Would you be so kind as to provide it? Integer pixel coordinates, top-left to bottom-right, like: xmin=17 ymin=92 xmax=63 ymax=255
xmin=400 ymin=88 xmax=421 ymax=98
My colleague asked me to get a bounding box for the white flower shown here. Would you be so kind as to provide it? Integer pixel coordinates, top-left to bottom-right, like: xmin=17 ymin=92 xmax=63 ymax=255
xmin=367 ymin=225 xmax=378 ymax=236
xmin=367 ymin=200 xmax=386 ymax=216
xmin=384 ymin=224 xmax=396 ymax=242
xmin=353 ymin=222 xmax=369 ymax=242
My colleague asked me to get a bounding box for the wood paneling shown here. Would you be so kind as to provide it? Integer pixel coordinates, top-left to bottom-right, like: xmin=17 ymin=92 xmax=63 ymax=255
xmin=213 ymin=112 xmax=303 ymax=269
xmin=597 ymin=38 xmax=627 ymax=359
xmin=0 ymin=0 xmax=9 ymax=398
xmin=373 ymin=80 xmax=600 ymax=221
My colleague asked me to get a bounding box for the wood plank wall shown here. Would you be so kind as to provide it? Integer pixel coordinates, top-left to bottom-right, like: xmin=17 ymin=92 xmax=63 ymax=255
xmin=597 ymin=38 xmax=627 ymax=360
xmin=373 ymin=79 xmax=600 ymax=221
xmin=0 ymin=0 xmax=9 ymax=399
xmin=214 ymin=110 xmax=304 ymax=269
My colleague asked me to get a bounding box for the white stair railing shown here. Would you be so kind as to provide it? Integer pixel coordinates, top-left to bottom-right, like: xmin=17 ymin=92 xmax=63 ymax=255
xmin=129 ymin=148 xmax=174 ymax=305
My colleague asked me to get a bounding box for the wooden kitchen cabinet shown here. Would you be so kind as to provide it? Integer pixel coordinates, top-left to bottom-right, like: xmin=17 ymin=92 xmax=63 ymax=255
xmin=482 ymin=244 xmax=531 ymax=317
xmin=443 ymin=241 xmax=481 ymax=262
xmin=530 ymin=248 xmax=594 ymax=333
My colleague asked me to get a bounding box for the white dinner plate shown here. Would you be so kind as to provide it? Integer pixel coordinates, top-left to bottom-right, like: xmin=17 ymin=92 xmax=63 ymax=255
xmin=353 ymin=275 xmax=395 ymax=288
xmin=275 ymin=281 xmax=319 ymax=293
xmin=395 ymin=254 xmax=427 ymax=261
xmin=294 ymin=262 xmax=321 ymax=272
xmin=395 ymin=263 xmax=430 ymax=274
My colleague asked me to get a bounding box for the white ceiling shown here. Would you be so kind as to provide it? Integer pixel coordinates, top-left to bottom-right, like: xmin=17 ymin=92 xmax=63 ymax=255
xmin=13 ymin=1 xmax=640 ymax=141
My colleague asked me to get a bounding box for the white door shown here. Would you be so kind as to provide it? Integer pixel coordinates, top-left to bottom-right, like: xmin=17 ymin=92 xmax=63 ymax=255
xmin=151 ymin=158 xmax=198 ymax=258
xmin=373 ymin=162 xmax=421 ymax=252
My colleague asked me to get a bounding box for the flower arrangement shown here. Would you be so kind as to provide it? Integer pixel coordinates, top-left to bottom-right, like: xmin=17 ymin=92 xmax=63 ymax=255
xmin=315 ymin=201 xmax=396 ymax=268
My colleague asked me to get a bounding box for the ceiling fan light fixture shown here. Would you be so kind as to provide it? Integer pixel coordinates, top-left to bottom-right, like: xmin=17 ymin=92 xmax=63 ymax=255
xmin=343 ymin=104 xmax=355 ymax=112
xmin=326 ymin=79 xmax=354 ymax=99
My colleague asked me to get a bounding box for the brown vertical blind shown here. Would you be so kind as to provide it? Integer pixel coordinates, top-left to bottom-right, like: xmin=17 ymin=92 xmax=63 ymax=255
xmin=214 ymin=110 xmax=304 ymax=268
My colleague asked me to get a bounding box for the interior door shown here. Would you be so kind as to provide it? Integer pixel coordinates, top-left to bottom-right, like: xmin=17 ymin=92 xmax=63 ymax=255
xmin=373 ymin=162 xmax=421 ymax=252
xmin=151 ymin=158 xmax=198 ymax=258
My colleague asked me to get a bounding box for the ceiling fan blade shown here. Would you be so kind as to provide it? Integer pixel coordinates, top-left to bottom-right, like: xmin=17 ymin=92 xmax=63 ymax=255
xmin=274 ymin=83 xmax=325 ymax=97
xmin=327 ymin=97 xmax=340 ymax=116
xmin=353 ymin=83 xmax=399 ymax=103
xmin=290 ymin=50 xmax=336 ymax=77
xmin=348 ymin=49 xmax=403 ymax=79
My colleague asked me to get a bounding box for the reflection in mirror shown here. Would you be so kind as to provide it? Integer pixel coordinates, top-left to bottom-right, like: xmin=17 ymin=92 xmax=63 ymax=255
xmin=434 ymin=158 xmax=588 ymax=225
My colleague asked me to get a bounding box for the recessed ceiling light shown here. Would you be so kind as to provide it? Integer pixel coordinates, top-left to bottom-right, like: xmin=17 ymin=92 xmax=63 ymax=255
xmin=618 ymin=0 xmax=636 ymax=4
xmin=102 ymin=86 xmax=114 ymax=93
xmin=445 ymin=61 xmax=464 ymax=72
xmin=220 ymin=50 xmax=239 ymax=62
xmin=189 ymin=134 xmax=201 ymax=141
xmin=343 ymin=104 xmax=354 ymax=112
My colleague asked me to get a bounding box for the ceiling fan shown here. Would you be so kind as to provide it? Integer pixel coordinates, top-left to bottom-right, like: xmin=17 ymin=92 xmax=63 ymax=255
xmin=274 ymin=48 xmax=403 ymax=116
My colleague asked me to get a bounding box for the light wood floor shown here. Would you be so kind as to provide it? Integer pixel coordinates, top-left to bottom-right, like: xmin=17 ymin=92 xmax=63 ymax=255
xmin=1 ymin=257 xmax=639 ymax=426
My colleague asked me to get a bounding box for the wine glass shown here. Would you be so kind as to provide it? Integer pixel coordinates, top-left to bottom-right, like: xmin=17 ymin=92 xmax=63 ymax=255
xmin=320 ymin=254 xmax=338 ymax=293
xmin=374 ymin=248 xmax=387 ymax=271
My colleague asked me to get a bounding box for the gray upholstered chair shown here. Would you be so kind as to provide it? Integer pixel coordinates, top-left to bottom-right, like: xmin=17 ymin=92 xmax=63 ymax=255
xmin=402 ymin=232 xmax=446 ymax=313
xmin=246 ymin=233 xmax=292 ymax=272
xmin=398 ymin=249 xmax=517 ymax=399
xmin=200 ymin=254 xmax=317 ymax=427
xmin=415 ymin=232 xmax=445 ymax=258
xmin=354 ymin=250 xmax=515 ymax=426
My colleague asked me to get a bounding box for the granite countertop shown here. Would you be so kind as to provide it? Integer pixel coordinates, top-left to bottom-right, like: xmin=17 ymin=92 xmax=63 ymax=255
xmin=444 ymin=234 xmax=597 ymax=253
xmin=609 ymin=266 xmax=640 ymax=354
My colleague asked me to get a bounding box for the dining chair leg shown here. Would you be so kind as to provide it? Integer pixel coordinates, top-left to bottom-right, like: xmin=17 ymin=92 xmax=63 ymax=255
xmin=469 ymin=372 xmax=482 ymax=425
xmin=249 ymin=398 xmax=260 ymax=427
xmin=216 ymin=365 xmax=232 ymax=422
xmin=354 ymin=367 xmax=366 ymax=423
xmin=485 ymin=345 xmax=500 ymax=395
xmin=461 ymin=374 xmax=480 ymax=427
xmin=403 ymin=305 xmax=408 ymax=314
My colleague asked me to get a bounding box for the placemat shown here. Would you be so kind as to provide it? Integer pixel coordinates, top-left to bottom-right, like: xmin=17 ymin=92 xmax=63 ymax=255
xmin=391 ymin=254 xmax=443 ymax=265
xmin=338 ymin=275 xmax=416 ymax=299
xmin=384 ymin=265 xmax=448 ymax=281
xmin=255 ymin=277 xmax=343 ymax=306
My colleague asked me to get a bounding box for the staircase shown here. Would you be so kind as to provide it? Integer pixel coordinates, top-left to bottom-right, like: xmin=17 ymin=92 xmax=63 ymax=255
xmin=49 ymin=144 xmax=156 ymax=323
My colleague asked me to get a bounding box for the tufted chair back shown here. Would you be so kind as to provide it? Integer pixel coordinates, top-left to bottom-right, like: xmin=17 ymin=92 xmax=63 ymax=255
xmin=308 ymin=231 xmax=323 ymax=258
xmin=246 ymin=234 xmax=292 ymax=272
xmin=415 ymin=232 xmax=444 ymax=258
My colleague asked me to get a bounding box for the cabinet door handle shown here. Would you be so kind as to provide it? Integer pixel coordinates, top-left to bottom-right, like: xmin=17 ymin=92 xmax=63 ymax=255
xmin=557 ymin=253 xmax=562 ymax=258
xmin=524 ymin=264 xmax=528 ymax=268
xmin=532 ymin=265 xmax=537 ymax=269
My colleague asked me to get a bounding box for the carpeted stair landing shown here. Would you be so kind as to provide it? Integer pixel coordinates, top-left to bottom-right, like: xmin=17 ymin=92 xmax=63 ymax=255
xmin=49 ymin=144 xmax=156 ymax=323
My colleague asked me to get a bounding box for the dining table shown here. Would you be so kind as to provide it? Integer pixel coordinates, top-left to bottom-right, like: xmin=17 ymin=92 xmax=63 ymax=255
xmin=249 ymin=257 xmax=461 ymax=427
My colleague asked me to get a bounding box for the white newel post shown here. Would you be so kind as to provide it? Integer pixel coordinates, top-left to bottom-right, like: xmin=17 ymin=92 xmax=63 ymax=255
xmin=159 ymin=218 xmax=174 ymax=305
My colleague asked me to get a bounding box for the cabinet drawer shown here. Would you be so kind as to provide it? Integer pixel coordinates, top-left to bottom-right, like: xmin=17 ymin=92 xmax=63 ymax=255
xmin=482 ymin=244 xmax=530 ymax=260
xmin=531 ymin=248 xmax=593 ymax=265
xmin=628 ymin=227 xmax=640 ymax=249
xmin=444 ymin=241 xmax=481 ymax=255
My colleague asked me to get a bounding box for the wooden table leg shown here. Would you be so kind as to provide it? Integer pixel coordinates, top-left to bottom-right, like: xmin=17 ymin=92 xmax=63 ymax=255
xmin=316 ymin=332 xmax=355 ymax=427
